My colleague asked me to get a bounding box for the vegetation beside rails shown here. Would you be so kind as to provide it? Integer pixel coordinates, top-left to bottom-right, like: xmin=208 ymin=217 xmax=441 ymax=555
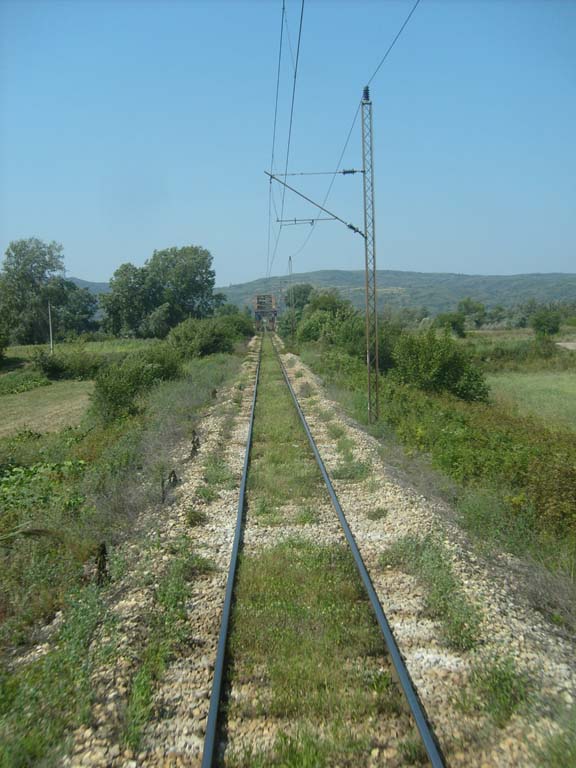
xmin=458 ymin=656 xmax=531 ymax=728
xmin=0 ymin=585 xmax=115 ymax=768
xmin=124 ymin=541 xmax=214 ymax=750
xmin=487 ymin=371 xmax=576 ymax=433
xmin=381 ymin=535 xmax=481 ymax=651
xmin=0 ymin=348 xmax=244 ymax=765
xmin=535 ymin=707 xmax=576 ymax=767
xmin=229 ymin=540 xmax=404 ymax=766
xmin=227 ymin=337 xmax=407 ymax=765
xmin=463 ymin=333 xmax=576 ymax=374
xmin=247 ymin=336 xmax=323 ymax=525
xmin=300 ymin=345 xmax=576 ymax=586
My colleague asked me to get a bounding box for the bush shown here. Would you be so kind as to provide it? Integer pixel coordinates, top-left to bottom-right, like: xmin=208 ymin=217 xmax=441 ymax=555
xmin=531 ymin=308 xmax=561 ymax=337
xmin=214 ymin=312 xmax=254 ymax=340
xmin=32 ymin=347 xmax=102 ymax=380
xmin=136 ymin=343 xmax=182 ymax=380
xmin=297 ymin=310 xmax=332 ymax=343
xmin=393 ymin=328 xmax=488 ymax=402
xmin=0 ymin=370 xmax=51 ymax=396
xmin=168 ymin=317 xmax=238 ymax=358
xmin=92 ymin=346 xmax=182 ymax=421
xmin=0 ymin=324 xmax=8 ymax=363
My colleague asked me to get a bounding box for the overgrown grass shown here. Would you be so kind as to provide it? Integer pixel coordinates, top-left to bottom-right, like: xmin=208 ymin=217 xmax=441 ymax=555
xmin=488 ymin=371 xmax=576 ymax=432
xmin=0 ymin=585 xmax=113 ymax=767
xmin=381 ymin=535 xmax=481 ymax=650
xmin=0 ymin=346 xmax=244 ymax=765
xmin=535 ymin=707 xmax=576 ymax=767
xmin=366 ymin=507 xmax=387 ymax=521
xmin=124 ymin=541 xmax=213 ymax=749
xmin=247 ymin=337 xmax=322 ymax=522
xmin=459 ymin=656 xmax=530 ymax=728
xmin=228 ymin=540 xmax=403 ymax=764
xmin=301 ymin=344 xmax=576 ymax=581
xmin=330 ymin=431 xmax=370 ymax=482
xmin=0 ymin=351 xmax=243 ymax=648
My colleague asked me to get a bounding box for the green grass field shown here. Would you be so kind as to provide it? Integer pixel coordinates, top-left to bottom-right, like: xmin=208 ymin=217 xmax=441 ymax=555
xmin=4 ymin=338 xmax=155 ymax=365
xmin=488 ymin=371 xmax=576 ymax=432
xmin=0 ymin=380 xmax=94 ymax=436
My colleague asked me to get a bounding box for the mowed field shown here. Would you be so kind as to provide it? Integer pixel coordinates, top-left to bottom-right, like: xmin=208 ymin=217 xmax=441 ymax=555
xmin=488 ymin=371 xmax=576 ymax=432
xmin=0 ymin=339 xmax=154 ymax=436
xmin=0 ymin=380 xmax=94 ymax=437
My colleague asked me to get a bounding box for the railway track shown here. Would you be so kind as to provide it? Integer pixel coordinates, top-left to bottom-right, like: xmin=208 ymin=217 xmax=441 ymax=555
xmin=201 ymin=334 xmax=445 ymax=767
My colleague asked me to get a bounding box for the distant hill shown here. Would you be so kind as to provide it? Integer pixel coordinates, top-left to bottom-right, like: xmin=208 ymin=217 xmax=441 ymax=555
xmin=70 ymin=277 xmax=110 ymax=294
xmin=218 ymin=270 xmax=576 ymax=314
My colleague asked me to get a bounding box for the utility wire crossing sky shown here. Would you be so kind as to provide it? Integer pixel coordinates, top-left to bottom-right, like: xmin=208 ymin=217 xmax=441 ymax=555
xmin=0 ymin=0 xmax=574 ymax=285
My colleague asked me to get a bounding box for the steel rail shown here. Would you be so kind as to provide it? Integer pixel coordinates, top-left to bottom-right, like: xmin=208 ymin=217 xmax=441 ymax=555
xmin=200 ymin=344 xmax=262 ymax=768
xmin=272 ymin=340 xmax=446 ymax=768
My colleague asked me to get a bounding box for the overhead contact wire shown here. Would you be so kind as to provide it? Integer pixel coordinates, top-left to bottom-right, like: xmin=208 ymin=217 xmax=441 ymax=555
xmin=286 ymin=0 xmax=422 ymax=261
xmin=266 ymin=0 xmax=286 ymax=278
xmin=269 ymin=0 xmax=305 ymax=277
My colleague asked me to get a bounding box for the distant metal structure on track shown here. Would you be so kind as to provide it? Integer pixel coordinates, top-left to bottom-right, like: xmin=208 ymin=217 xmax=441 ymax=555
xmin=253 ymin=294 xmax=277 ymax=332
xmin=361 ymin=86 xmax=379 ymax=422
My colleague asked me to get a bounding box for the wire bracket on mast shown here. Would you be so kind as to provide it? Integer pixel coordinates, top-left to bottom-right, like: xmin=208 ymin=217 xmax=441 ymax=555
xmin=361 ymin=85 xmax=380 ymax=422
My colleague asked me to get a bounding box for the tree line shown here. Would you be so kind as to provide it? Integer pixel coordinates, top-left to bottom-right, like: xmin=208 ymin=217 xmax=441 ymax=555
xmin=0 ymin=238 xmax=225 ymax=350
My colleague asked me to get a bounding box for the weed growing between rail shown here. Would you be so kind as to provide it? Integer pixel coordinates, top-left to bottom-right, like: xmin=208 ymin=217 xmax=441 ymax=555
xmin=225 ymin=338 xmax=410 ymax=765
xmin=381 ymin=535 xmax=481 ymax=651
xmin=458 ymin=656 xmax=531 ymax=728
xmin=227 ymin=541 xmax=405 ymax=764
xmin=247 ymin=337 xmax=323 ymax=525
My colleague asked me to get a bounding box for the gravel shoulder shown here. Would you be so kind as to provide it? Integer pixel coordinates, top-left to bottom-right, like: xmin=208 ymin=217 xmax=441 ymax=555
xmin=279 ymin=343 xmax=576 ymax=768
xmin=60 ymin=340 xmax=260 ymax=768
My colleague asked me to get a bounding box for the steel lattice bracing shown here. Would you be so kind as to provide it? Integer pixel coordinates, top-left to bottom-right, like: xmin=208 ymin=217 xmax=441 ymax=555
xmin=361 ymin=86 xmax=379 ymax=422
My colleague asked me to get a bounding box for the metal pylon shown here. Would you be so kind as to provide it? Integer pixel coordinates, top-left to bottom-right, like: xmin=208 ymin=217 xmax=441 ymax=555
xmin=361 ymin=86 xmax=379 ymax=422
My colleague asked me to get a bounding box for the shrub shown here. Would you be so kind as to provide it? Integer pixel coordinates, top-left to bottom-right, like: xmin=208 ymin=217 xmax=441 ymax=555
xmin=92 ymin=347 xmax=182 ymax=421
xmin=434 ymin=311 xmax=466 ymax=338
xmin=214 ymin=312 xmax=254 ymax=340
xmin=168 ymin=318 xmax=236 ymax=358
xmin=297 ymin=310 xmax=332 ymax=343
xmin=531 ymin=308 xmax=561 ymax=337
xmin=136 ymin=342 xmax=182 ymax=380
xmin=392 ymin=328 xmax=488 ymax=402
xmin=0 ymin=370 xmax=51 ymax=396
xmin=0 ymin=324 xmax=8 ymax=363
xmin=32 ymin=347 xmax=102 ymax=380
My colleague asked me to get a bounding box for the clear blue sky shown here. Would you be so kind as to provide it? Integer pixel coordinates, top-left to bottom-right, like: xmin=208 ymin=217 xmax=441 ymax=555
xmin=1 ymin=0 xmax=574 ymax=286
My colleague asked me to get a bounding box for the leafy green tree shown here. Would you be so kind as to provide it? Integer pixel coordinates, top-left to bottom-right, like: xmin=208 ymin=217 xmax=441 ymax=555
xmin=457 ymin=297 xmax=486 ymax=328
xmin=393 ymin=328 xmax=488 ymax=402
xmin=145 ymin=245 xmax=216 ymax=323
xmin=57 ymin=284 xmax=99 ymax=336
xmin=0 ymin=238 xmax=65 ymax=343
xmin=305 ymin=288 xmax=349 ymax=316
xmin=101 ymin=245 xmax=218 ymax=337
xmin=139 ymin=303 xmax=172 ymax=339
xmin=0 ymin=319 xmax=8 ymax=362
xmin=100 ymin=263 xmax=149 ymax=336
xmin=286 ymin=283 xmax=314 ymax=311
xmin=530 ymin=308 xmax=561 ymax=337
xmin=434 ymin=312 xmax=467 ymax=338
